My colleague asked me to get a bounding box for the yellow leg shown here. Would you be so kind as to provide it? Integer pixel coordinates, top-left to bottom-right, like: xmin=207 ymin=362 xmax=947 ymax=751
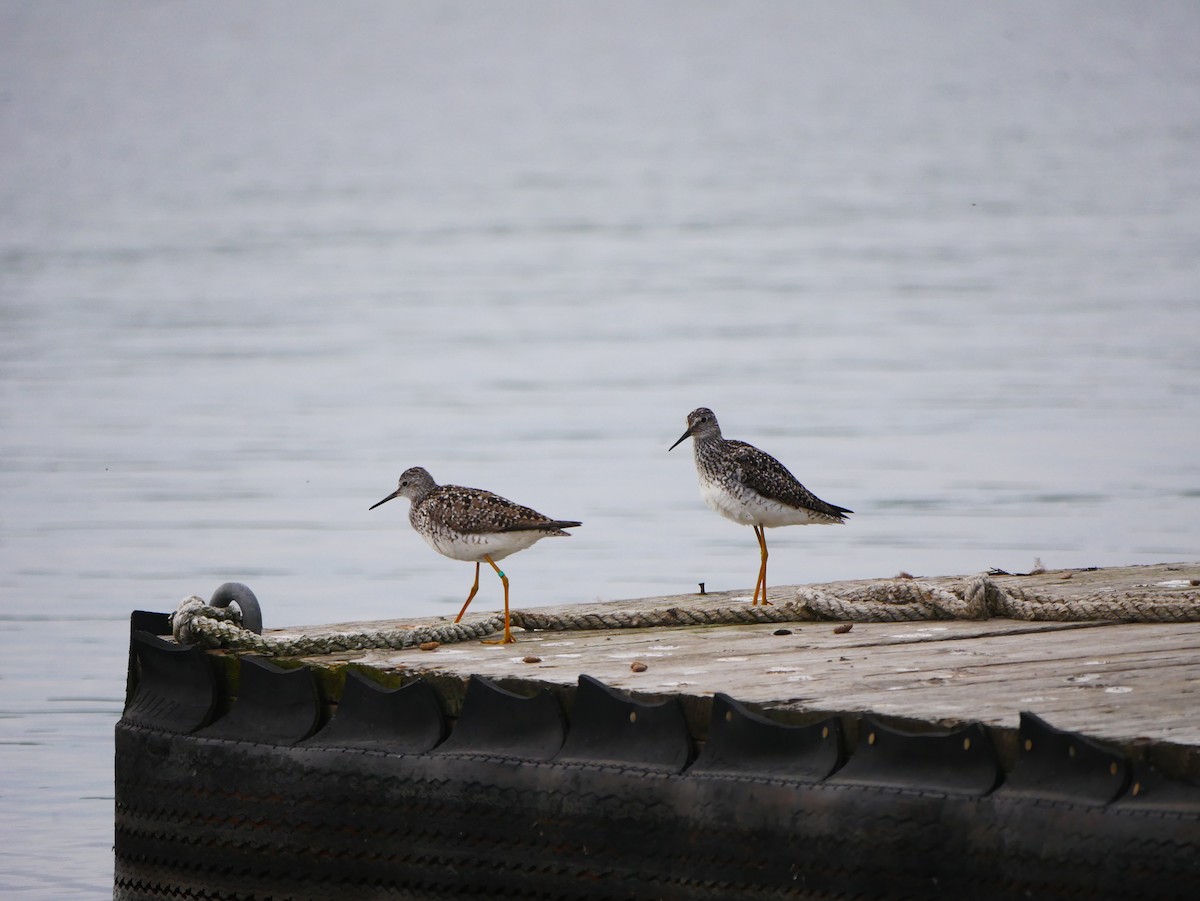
xmin=479 ymin=555 xmax=515 ymax=644
xmin=753 ymin=525 xmax=772 ymax=606
xmin=454 ymin=562 xmax=481 ymax=623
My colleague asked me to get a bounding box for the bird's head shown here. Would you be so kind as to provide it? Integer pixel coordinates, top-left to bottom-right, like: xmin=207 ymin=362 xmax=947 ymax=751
xmin=669 ymin=407 xmax=721 ymax=451
xmin=369 ymin=466 xmax=437 ymax=509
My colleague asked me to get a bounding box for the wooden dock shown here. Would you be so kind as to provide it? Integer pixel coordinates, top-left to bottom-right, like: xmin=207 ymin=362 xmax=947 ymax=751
xmin=115 ymin=562 xmax=1200 ymax=900
xmin=261 ymin=561 xmax=1200 ymax=774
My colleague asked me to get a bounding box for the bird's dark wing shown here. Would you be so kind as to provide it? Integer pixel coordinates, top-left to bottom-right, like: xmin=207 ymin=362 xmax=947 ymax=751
xmin=429 ymin=486 xmax=580 ymax=535
xmin=727 ymin=441 xmax=852 ymax=521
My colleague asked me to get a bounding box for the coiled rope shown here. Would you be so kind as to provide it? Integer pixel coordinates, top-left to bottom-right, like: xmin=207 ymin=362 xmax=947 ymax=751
xmin=170 ymin=575 xmax=1200 ymax=657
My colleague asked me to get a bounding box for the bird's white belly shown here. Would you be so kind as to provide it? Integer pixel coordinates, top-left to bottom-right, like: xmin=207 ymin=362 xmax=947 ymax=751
xmin=699 ymin=478 xmax=823 ymax=528
xmin=424 ymin=529 xmax=547 ymax=563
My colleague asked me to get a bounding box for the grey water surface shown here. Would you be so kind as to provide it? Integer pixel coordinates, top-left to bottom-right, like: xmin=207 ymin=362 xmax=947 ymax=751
xmin=1 ymin=2 xmax=1198 ymax=896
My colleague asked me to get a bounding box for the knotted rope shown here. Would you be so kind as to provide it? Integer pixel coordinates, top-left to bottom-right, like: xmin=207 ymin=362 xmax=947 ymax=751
xmin=170 ymin=575 xmax=1200 ymax=657
xmin=795 ymin=576 xmax=1200 ymax=623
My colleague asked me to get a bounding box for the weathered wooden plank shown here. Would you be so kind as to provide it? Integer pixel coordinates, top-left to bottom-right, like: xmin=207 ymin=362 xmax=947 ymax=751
xmin=257 ymin=563 xmax=1200 ymax=772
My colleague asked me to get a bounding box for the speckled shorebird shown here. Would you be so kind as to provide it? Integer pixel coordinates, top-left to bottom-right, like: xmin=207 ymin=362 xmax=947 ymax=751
xmin=669 ymin=407 xmax=851 ymax=605
xmin=370 ymin=466 xmax=580 ymax=644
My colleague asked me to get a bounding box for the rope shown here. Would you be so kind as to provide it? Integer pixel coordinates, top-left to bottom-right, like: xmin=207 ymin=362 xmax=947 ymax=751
xmin=170 ymin=596 xmax=509 ymax=656
xmin=169 ymin=576 xmax=1200 ymax=657
xmin=797 ymin=576 xmax=1200 ymax=623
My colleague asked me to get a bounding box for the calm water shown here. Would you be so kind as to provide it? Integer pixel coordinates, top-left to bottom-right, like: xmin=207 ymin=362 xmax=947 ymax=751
xmin=2 ymin=1 xmax=1198 ymax=895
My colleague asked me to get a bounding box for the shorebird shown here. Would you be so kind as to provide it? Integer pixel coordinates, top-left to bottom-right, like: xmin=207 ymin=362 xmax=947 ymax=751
xmin=370 ymin=466 xmax=580 ymax=644
xmin=669 ymin=407 xmax=851 ymax=605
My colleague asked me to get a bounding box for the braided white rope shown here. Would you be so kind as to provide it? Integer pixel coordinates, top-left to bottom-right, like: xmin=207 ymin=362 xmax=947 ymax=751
xmin=798 ymin=576 xmax=1200 ymax=624
xmin=169 ymin=576 xmax=1200 ymax=657
xmin=171 ymin=596 xmax=508 ymax=655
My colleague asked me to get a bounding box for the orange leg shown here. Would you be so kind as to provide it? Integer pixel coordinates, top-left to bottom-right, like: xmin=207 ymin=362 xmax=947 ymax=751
xmin=753 ymin=525 xmax=772 ymax=606
xmin=750 ymin=526 xmax=760 ymax=604
xmin=479 ymin=554 xmax=514 ymax=644
xmin=454 ymin=562 xmax=481 ymax=623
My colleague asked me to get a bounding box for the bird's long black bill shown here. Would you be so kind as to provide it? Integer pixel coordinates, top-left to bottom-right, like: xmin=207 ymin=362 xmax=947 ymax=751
xmin=668 ymin=427 xmax=692 ymax=452
xmin=368 ymin=490 xmax=401 ymax=511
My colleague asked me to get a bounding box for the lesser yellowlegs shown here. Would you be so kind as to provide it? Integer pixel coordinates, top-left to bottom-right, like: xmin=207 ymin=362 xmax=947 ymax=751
xmin=370 ymin=466 xmax=581 ymax=644
xmin=669 ymin=407 xmax=851 ymax=605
